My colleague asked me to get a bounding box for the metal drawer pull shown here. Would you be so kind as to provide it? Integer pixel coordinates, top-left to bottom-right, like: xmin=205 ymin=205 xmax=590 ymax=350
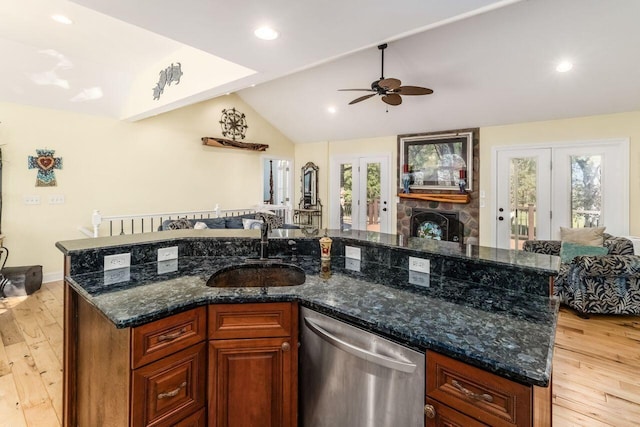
xmin=158 ymin=327 xmax=187 ymax=342
xmin=424 ymin=404 xmax=436 ymax=419
xmin=451 ymin=379 xmax=494 ymax=403
xmin=157 ymin=381 xmax=187 ymax=400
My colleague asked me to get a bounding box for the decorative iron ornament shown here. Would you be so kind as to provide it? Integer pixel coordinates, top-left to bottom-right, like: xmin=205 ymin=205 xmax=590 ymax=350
xmin=219 ymin=108 xmax=248 ymax=141
xmin=152 ymin=62 xmax=183 ymax=100
xmin=28 ymin=149 xmax=62 ymax=187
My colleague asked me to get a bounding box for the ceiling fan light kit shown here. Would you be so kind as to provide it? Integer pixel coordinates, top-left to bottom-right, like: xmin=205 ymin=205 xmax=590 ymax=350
xmin=339 ymin=43 xmax=433 ymax=106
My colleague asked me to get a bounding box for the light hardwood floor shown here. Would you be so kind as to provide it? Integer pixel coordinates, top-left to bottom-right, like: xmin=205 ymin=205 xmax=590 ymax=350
xmin=1 ymin=282 xmax=639 ymax=426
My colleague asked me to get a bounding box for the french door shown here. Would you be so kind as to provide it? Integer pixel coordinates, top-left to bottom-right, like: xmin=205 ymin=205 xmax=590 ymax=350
xmin=329 ymin=155 xmax=391 ymax=233
xmin=495 ymin=140 xmax=628 ymax=249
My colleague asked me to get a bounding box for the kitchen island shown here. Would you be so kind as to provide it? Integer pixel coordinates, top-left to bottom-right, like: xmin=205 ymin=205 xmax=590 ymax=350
xmin=57 ymin=229 xmax=559 ymax=426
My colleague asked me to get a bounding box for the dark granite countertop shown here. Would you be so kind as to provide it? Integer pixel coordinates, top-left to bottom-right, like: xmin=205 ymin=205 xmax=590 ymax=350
xmin=64 ymin=252 xmax=558 ymax=388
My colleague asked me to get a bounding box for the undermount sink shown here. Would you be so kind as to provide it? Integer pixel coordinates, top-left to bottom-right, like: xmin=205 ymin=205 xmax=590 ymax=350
xmin=207 ymin=262 xmax=306 ymax=288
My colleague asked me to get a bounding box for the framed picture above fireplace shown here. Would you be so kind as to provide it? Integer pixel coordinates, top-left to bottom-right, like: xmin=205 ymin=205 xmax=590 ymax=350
xmin=398 ymin=130 xmax=474 ymax=191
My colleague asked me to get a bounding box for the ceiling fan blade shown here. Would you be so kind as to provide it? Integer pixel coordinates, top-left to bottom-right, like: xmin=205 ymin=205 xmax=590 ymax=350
xmin=349 ymin=93 xmax=377 ymax=105
xmin=338 ymin=89 xmax=375 ymax=92
xmin=378 ymin=78 xmax=401 ymax=90
xmin=382 ymin=94 xmax=402 ymax=106
xmin=395 ymin=86 xmax=434 ymax=95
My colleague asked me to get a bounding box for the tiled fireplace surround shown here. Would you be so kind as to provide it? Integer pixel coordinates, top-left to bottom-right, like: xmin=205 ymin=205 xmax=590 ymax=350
xmin=396 ymin=129 xmax=480 ymax=245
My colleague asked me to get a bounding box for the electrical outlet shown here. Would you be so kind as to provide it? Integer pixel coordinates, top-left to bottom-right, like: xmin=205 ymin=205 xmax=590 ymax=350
xmin=409 ymin=270 xmax=430 ymax=288
xmin=103 ymin=267 xmax=130 ymax=285
xmin=157 ymin=246 xmax=179 ymax=261
xmin=345 ymin=246 xmax=361 ymax=260
xmin=104 ymin=253 xmax=131 ymax=271
xmin=23 ymin=195 xmax=41 ymax=205
xmin=409 ymin=256 xmax=430 ymax=274
xmin=49 ymin=194 xmax=65 ymax=204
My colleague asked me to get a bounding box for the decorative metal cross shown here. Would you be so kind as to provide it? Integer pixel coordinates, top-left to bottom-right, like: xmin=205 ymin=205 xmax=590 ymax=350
xmin=28 ymin=149 xmax=63 ymax=187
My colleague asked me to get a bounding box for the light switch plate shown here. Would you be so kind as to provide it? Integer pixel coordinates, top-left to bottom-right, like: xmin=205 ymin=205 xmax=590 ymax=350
xmin=409 ymin=256 xmax=430 ymax=274
xmin=345 ymin=246 xmax=361 ymax=260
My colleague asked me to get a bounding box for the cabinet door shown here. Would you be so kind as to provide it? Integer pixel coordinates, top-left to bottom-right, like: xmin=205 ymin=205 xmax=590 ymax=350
xmin=209 ymin=337 xmax=295 ymax=427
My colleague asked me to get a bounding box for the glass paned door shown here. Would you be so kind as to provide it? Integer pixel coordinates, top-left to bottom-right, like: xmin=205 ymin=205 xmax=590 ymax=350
xmin=330 ymin=155 xmax=390 ymax=233
xmin=496 ymin=140 xmax=628 ymax=248
xmin=360 ymin=161 xmax=384 ymax=232
xmin=339 ymin=163 xmax=353 ymax=231
xmin=496 ymin=149 xmax=551 ymax=249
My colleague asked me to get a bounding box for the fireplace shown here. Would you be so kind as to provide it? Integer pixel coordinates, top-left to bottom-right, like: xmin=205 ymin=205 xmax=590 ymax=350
xmin=410 ymin=209 xmax=463 ymax=242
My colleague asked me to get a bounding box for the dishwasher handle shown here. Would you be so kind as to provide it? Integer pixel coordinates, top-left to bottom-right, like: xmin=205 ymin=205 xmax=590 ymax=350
xmin=304 ymin=317 xmax=417 ymax=373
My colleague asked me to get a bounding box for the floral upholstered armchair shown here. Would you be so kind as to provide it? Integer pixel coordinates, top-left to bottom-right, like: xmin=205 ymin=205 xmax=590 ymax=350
xmin=523 ymin=234 xmax=640 ymax=316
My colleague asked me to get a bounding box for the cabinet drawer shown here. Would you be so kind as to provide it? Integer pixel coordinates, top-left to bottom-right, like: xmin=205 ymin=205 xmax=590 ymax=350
xmin=209 ymin=302 xmax=293 ymax=339
xmin=132 ymin=307 xmax=207 ymax=368
xmin=172 ymin=408 xmax=205 ymax=427
xmin=425 ymin=397 xmax=488 ymax=427
xmin=132 ymin=343 xmax=206 ymax=427
xmin=427 ymin=351 xmax=532 ymax=427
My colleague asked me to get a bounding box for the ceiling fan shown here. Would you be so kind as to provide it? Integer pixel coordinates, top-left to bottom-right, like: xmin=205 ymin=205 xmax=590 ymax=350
xmin=339 ymin=43 xmax=433 ymax=106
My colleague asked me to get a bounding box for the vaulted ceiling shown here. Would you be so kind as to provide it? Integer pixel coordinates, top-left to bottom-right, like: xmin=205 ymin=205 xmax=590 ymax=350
xmin=2 ymin=0 xmax=640 ymax=143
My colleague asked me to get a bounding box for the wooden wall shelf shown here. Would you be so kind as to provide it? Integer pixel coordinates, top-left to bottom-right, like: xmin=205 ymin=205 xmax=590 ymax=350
xmin=202 ymin=137 xmax=269 ymax=152
xmin=398 ymin=193 xmax=470 ymax=204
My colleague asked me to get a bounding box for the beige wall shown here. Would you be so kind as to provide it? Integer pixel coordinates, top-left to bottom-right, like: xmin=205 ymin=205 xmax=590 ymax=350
xmin=0 ymin=94 xmax=294 ymax=279
xmin=293 ymin=137 xmax=398 ymax=230
xmin=478 ymin=111 xmax=640 ymax=246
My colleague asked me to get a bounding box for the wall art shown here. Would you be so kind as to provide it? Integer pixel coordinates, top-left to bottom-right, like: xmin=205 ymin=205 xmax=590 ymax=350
xmin=152 ymin=62 xmax=183 ymax=100
xmin=28 ymin=149 xmax=62 ymax=187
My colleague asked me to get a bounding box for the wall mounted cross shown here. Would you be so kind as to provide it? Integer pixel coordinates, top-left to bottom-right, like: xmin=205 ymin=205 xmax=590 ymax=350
xmin=28 ymin=149 xmax=63 ymax=187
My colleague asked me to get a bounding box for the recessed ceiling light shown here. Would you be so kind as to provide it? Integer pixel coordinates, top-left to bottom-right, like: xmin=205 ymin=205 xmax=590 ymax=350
xmin=556 ymin=60 xmax=573 ymax=73
xmin=254 ymin=26 xmax=279 ymax=41
xmin=327 ymin=106 xmax=337 ymax=114
xmin=51 ymin=14 xmax=73 ymax=25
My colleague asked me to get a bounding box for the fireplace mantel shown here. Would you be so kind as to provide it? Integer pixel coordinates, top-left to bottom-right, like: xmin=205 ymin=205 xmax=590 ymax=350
xmin=398 ymin=193 xmax=470 ymax=204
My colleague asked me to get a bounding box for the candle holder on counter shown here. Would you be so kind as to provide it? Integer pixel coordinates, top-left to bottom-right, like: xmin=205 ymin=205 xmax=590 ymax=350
xmin=319 ymin=230 xmax=332 ymax=260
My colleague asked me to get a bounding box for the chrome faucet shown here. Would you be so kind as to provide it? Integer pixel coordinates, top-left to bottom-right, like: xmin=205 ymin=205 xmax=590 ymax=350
xmin=259 ymin=220 xmax=269 ymax=260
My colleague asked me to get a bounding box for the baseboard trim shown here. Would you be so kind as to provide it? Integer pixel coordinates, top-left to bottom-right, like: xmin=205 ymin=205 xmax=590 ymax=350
xmin=43 ymin=271 xmax=64 ymax=283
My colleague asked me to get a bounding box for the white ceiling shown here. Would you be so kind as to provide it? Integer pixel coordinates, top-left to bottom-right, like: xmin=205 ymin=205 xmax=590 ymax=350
xmin=2 ymin=0 xmax=640 ymax=143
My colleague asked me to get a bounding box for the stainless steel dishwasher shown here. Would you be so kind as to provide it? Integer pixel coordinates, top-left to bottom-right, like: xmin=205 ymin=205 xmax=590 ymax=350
xmin=300 ymin=307 xmax=425 ymax=427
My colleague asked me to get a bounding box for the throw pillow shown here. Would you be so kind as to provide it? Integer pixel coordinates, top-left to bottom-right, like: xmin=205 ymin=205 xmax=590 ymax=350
xmin=165 ymin=218 xmax=194 ymax=230
xmin=243 ymin=218 xmax=264 ymax=230
xmin=255 ymin=212 xmax=284 ymax=230
xmin=560 ymin=226 xmax=606 ymax=246
xmin=193 ymin=221 xmax=209 ymax=230
xmin=560 ymin=241 xmax=608 ymax=264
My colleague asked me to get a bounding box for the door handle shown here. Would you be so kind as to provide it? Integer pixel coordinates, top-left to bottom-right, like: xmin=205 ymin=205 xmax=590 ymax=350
xmin=304 ymin=317 xmax=417 ymax=373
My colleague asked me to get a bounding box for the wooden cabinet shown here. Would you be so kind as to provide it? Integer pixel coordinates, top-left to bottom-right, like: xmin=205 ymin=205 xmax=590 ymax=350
xmin=131 ymin=343 xmax=206 ymax=427
xmin=425 ymin=351 xmax=551 ymax=427
xmin=64 ymin=289 xmax=207 ymax=427
xmin=208 ymin=303 xmax=298 ymax=427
